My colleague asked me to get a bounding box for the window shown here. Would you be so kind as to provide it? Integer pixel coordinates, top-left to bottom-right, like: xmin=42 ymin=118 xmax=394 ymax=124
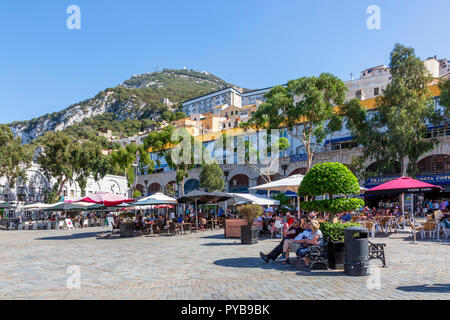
xmin=231 ymin=111 xmax=234 ymax=116
xmin=374 ymin=87 xmax=379 ymax=96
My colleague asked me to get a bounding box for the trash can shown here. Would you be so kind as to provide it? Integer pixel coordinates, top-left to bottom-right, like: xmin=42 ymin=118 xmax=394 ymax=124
xmin=344 ymin=226 xmax=369 ymax=276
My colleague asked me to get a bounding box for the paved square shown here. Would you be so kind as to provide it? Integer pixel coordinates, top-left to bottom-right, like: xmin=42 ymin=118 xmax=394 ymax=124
xmin=0 ymin=227 xmax=448 ymax=299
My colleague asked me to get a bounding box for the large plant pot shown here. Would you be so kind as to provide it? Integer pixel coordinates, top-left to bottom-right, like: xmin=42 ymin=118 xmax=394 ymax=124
xmin=328 ymin=240 xmax=345 ymax=270
xmin=120 ymin=223 xmax=135 ymax=238
xmin=224 ymin=219 xmax=247 ymax=238
xmin=240 ymin=225 xmax=259 ymax=245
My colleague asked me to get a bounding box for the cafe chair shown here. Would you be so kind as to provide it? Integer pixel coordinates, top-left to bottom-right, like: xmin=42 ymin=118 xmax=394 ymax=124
xmin=421 ymin=222 xmax=437 ymax=239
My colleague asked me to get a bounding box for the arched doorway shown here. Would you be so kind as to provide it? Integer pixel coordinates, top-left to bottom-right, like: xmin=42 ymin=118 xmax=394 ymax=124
xmin=229 ymin=174 xmax=250 ymax=193
xmin=289 ymin=168 xmax=307 ymax=176
xmin=148 ymin=182 xmax=162 ymax=195
xmin=366 ymin=161 xmax=401 ymax=177
xmin=184 ymin=179 xmax=199 ymax=194
xmin=417 ymin=154 xmax=450 ymax=175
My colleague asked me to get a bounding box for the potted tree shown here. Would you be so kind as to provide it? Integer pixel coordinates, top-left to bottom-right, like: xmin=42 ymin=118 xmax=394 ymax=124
xmin=299 ymin=162 xmax=364 ymax=269
xmin=237 ymin=204 xmax=263 ymax=245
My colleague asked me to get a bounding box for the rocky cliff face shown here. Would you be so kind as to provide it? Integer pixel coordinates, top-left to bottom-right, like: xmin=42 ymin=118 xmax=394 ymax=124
xmin=9 ymin=69 xmax=232 ymax=144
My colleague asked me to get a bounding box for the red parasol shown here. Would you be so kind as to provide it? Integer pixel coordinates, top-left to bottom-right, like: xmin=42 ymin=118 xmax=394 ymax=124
xmin=78 ymin=192 xmax=134 ymax=207
xmin=366 ymin=176 xmax=442 ymax=195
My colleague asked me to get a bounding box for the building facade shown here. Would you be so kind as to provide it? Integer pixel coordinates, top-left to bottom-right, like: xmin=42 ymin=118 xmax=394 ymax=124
xmin=0 ymin=163 xmax=129 ymax=204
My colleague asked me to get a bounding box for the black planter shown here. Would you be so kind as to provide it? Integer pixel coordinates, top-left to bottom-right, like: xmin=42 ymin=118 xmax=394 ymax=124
xmin=120 ymin=223 xmax=135 ymax=238
xmin=240 ymin=225 xmax=259 ymax=245
xmin=328 ymin=240 xmax=345 ymax=270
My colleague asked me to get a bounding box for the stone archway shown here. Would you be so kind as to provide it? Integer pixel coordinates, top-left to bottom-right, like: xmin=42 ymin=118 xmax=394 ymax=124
xmin=135 ymin=184 xmax=145 ymax=196
xmin=366 ymin=161 xmax=401 ymax=177
xmin=184 ymin=179 xmax=199 ymax=194
xmin=417 ymin=154 xmax=450 ymax=175
xmin=289 ymin=167 xmax=307 ymax=176
xmin=148 ymin=183 xmax=162 ymax=195
xmin=229 ymin=174 xmax=250 ymax=193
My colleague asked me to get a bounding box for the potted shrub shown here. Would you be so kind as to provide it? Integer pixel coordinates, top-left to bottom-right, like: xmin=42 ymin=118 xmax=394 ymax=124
xmin=237 ymin=204 xmax=263 ymax=245
xmin=299 ymin=162 xmax=365 ymax=269
xmin=119 ymin=213 xmax=136 ymax=238
xmin=320 ymin=221 xmax=360 ymax=269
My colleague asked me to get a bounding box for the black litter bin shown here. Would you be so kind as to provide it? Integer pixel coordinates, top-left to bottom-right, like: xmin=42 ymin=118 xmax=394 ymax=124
xmin=344 ymin=226 xmax=369 ymax=276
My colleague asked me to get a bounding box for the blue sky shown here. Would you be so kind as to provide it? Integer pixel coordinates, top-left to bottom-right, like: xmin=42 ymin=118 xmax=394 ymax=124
xmin=0 ymin=0 xmax=449 ymax=123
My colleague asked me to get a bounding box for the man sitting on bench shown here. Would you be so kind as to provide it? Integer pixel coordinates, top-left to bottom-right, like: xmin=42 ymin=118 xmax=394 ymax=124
xmin=282 ymin=220 xmax=323 ymax=267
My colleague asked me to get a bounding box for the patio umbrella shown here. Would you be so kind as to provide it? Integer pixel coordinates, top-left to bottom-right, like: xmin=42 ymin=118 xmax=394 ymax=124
xmin=0 ymin=203 xmax=14 ymax=209
xmin=43 ymin=202 xmax=98 ymax=211
xmin=365 ymin=176 xmax=442 ymax=196
xmin=138 ymin=192 xmax=178 ymax=204
xmin=230 ymin=193 xmax=279 ymax=206
xmin=78 ymin=192 xmax=134 ymax=207
xmin=249 ymin=174 xmax=305 ymax=217
xmin=177 ymin=190 xmax=234 ymax=229
xmin=366 ymin=176 xmax=443 ymax=243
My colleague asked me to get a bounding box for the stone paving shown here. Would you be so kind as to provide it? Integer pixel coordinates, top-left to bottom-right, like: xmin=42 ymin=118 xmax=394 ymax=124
xmin=0 ymin=227 xmax=448 ymax=300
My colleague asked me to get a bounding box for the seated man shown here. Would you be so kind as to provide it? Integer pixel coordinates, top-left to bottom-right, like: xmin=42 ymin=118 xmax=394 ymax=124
xmin=260 ymin=219 xmax=304 ymax=263
xmin=283 ymin=220 xmax=323 ymax=266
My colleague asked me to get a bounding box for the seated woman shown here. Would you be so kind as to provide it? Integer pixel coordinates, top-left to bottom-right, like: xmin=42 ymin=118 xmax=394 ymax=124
xmin=283 ymin=220 xmax=323 ymax=267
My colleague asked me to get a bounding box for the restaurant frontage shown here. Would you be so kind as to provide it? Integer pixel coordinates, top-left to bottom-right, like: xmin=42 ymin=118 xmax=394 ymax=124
xmin=364 ymin=174 xmax=450 ymax=212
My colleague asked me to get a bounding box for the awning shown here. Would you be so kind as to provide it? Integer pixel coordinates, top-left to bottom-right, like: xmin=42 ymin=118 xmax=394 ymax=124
xmin=230 ymin=193 xmax=279 ymax=206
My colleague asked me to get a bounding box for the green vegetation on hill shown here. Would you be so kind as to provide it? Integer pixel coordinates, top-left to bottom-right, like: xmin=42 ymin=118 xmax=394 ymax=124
xmin=9 ymin=69 xmax=240 ymax=143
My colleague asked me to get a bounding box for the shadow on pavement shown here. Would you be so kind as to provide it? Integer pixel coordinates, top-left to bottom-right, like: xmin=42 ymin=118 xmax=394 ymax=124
xmin=202 ymin=242 xmax=240 ymax=246
xmin=213 ymin=257 xmax=347 ymax=276
xmin=397 ymin=283 xmax=450 ymax=293
xmin=35 ymin=231 xmax=117 ymax=241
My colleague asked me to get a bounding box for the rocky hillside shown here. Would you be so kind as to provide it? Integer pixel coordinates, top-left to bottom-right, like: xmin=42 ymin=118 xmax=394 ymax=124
xmin=9 ymin=69 xmax=235 ymax=143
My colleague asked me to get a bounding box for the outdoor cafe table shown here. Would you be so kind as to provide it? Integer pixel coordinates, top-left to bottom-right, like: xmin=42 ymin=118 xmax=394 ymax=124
xmin=176 ymin=222 xmax=192 ymax=234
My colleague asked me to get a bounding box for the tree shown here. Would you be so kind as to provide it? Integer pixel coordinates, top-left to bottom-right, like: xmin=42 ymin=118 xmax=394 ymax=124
xmin=439 ymin=78 xmax=450 ymax=121
xmin=144 ymin=125 xmax=204 ymax=197
xmin=0 ymin=125 xmax=32 ymax=197
xmin=298 ymin=162 xmax=364 ymax=221
xmin=343 ymin=43 xmax=440 ymax=177
xmin=245 ymin=136 xmax=290 ymax=184
xmin=109 ymin=143 xmax=154 ymax=195
xmin=243 ymin=73 xmax=347 ymax=173
xmin=199 ymin=162 xmax=225 ymax=192
xmin=37 ymin=131 xmax=109 ymax=202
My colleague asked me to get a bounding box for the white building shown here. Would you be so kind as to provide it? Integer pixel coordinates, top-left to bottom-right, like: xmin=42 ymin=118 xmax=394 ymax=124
xmin=0 ymin=163 xmax=129 ymax=203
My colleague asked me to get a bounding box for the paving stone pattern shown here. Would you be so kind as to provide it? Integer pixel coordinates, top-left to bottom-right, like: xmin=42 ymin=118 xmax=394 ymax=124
xmin=0 ymin=227 xmax=448 ymax=300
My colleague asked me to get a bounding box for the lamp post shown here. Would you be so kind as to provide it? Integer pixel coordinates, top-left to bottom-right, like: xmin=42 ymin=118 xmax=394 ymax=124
xmin=281 ymin=164 xmax=288 ymax=177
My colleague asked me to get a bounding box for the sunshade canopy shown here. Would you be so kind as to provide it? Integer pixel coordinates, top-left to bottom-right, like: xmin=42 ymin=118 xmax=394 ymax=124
xmin=177 ymin=190 xmax=234 ymax=204
xmin=365 ymin=176 xmax=443 ymax=195
xmin=0 ymin=203 xmax=14 ymax=209
xmin=230 ymin=193 xmax=279 ymax=206
xmin=43 ymin=202 xmax=98 ymax=211
xmin=130 ymin=198 xmax=172 ymax=207
xmin=78 ymin=192 xmax=134 ymax=207
xmin=139 ymin=192 xmax=178 ymax=204
xmin=249 ymin=174 xmax=305 ymax=192
xmin=20 ymin=203 xmax=59 ymax=210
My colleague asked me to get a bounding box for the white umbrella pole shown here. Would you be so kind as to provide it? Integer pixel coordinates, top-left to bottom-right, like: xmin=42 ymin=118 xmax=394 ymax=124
xmin=297 ymin=196 xmax=301 ymax=219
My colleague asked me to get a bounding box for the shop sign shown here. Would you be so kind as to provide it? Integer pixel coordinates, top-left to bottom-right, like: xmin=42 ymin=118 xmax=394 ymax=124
xmin=365 ymin=174 xmax=450 ymax=188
